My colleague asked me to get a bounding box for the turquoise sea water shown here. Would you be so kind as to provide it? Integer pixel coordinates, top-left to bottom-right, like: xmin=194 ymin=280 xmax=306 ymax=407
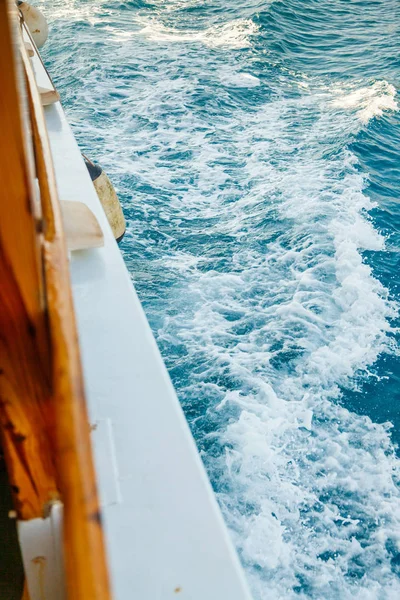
xmin=41 ymin=1 xmax=400 ymax=597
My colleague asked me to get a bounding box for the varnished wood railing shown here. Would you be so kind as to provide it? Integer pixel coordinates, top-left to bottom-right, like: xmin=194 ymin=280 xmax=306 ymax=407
xmin=0 ymin=1 xmax=111 ymax=597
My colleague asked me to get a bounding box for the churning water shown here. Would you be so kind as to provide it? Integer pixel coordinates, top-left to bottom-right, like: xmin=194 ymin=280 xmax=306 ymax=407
xmin=41 ymin=0 xmax=400 ymax=597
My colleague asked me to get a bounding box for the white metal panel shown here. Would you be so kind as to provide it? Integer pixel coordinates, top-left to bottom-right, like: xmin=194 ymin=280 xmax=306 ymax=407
xmin=18 ymin=504 xmax=66 ymax=600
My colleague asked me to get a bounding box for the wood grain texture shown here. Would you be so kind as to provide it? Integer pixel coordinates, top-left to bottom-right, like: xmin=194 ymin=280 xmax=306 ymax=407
xmin=0 ymin=0 xmax=58 ymax=521
xmin=0 ymin=2 xmax=112 ymax=598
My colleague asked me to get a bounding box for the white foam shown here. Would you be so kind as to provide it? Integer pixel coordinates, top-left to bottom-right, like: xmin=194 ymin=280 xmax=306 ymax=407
xmin=137 ymin=18 xmax=259 ymax=49
xmin=43 ymin=3 xmax=400 ymax=598
xmin=39 ymin=0 xmax=104 ymax=25
xmin=142 ymin=91 xmax=400 ymax=597
xmin=219 ymin=69 xmax=261 ymax=87
xmin=332 ymin=80 xmax=399 ymax=123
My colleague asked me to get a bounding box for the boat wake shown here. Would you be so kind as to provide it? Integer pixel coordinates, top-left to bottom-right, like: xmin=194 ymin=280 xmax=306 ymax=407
xmin=331 ymin=80 xmax=398 ymax=124
xmin=150 ymin=88 xmax=400 ymax=599
xmin=136 ymin=17 xmax=259 ymax=49
xmin=42 ymin=0 xmax=400 ymax=597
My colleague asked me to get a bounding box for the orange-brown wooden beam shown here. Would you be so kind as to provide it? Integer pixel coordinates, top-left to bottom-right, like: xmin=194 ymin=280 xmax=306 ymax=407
xmin=23 ymin=46 xmax=112 ymax=597
xmin=0 ymin=0 xmax=59 ymax=520
xmin=0 ymin=2 xmax=112 ymax=598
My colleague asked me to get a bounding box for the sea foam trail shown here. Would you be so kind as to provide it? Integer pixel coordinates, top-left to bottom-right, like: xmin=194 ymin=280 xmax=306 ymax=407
xmin=41 ymin=0 xmax=400 ymax=598
xmin=154 ymin=99 xmax=400 ymax=598
xmin=136 ymin=18 xmax=259 ymax=49
xmin=331 ymin=81 xmax=398 ymax=124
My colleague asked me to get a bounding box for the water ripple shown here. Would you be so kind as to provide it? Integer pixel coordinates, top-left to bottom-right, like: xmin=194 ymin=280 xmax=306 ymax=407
xmin=41 ymin=0 xmax=400 ymax=597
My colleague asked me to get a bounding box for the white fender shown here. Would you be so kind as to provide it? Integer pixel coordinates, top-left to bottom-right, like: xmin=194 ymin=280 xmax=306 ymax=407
xmin=18 ymin=2 xmax=48 ymax=48
xmin=93 ymin=170 xmax=126 ymax=243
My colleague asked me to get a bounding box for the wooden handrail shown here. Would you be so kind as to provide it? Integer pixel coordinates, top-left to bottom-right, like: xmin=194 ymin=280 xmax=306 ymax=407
xmin=0 ymin=1 xmax=111 ymax=597
xmin=0 ymin=0 xmax=58 ymax=524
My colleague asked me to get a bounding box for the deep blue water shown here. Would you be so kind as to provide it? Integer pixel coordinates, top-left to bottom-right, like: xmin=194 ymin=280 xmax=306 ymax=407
xmin=41 ymin=1 xmax=400 ymax=597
